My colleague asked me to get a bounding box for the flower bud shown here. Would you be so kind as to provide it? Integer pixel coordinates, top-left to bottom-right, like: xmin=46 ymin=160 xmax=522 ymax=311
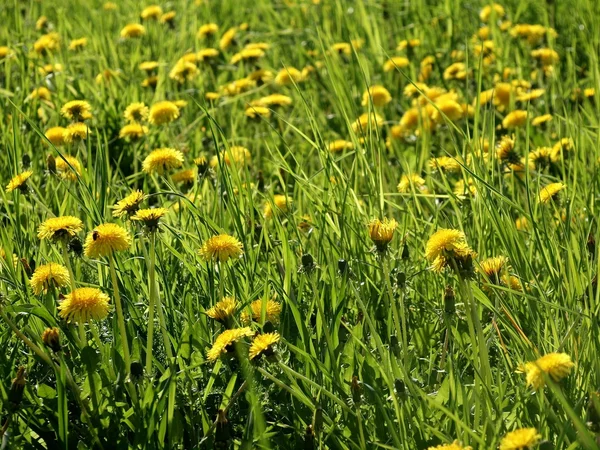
xmin=42 ymin=327 xmax=61 ymax=352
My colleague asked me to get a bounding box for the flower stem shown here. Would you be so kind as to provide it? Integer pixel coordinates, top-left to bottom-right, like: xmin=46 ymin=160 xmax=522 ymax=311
xmin=61 ymin=241 xmax=76 ymax=290
xmin=153 ymin=242 xmax=173 ymax=362
xmin=145 ymin=233 xmax=157 ymax=374
xmin=109 ymin=256 xmax=131 ymax=375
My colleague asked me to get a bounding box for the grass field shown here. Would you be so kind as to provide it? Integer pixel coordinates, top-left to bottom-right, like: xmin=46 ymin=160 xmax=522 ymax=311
xmin=1 ymin=0 xmax=600 ymax=448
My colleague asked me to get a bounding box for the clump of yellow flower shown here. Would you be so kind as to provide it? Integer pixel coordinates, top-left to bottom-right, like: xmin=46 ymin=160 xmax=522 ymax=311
xmin=521 ymin=352 xmax=574 ymax=389
xmin=6 ymin=171 xmax=33 ymax=193
xmin=499 ymin=428 xmax=541 ymax=450
xmin=59 ymin=287 xmax=110 ymax=323
xmin=142 ymin=148 xmax=184 ymax=174
xmin=112 ymin=190 xmax=145 ymax=217
xmin=84 ymin=223 xmax=131 ymax=259
xmin=249 ymin=333 xmax=280 ymax=360
xmin=199 ymin=234 xmax=244 ymax=263
xmin=368 ymin=218 xmax=398 ymax=252
xmin=539 ymin=182 xmax=565 ymax=204
xmin=205 ymin=297 xmax=238 ymax=323
xmin=242 ymin=299 xmax=282 ymax=325
xmin=206 ymin=327 xmax=253 ymax=362
xmin=425 ymin=229 xmax=477 ymax=273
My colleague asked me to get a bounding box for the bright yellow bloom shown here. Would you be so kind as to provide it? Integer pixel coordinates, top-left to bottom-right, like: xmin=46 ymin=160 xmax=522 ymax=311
xmin=219 ymin=27 xmax=237 ymax=50
xmin=241 ymin=299 xmax=282 ymax=325
xmin=521 ymin=352 xmax=574 ymax=389
xmin=124 ymin=102 xmax=148 ymax=123
xmin=30 ymin=263 xmax=70 ymax=295
xmin=139 ymin=61 xmax=160 ymax=72
xmin=351 ymin=112 xmax=384 ymax=134
xmin=28 ymin=87 xmax=52 ymax=101
xmin=84 ymin=223 xmax=131 ymax=258
xmin=63 ymin=123 xmax=89 ymax=144
xmin=361 ymin=85 xmax=392 ymax=107
xmin=539 ymin=182 xmax=565 ymax=204
xmin=171 ymin=168 xmax=197 ymax=185
xmin=368 ymin=218 xmax=397 ymax=251
xmin=199 ymin=234 xmax=243 ymax=263
xmin=119 ymin=123 xmax=148 ymax=140
xmin=149 ymin=101 xmax=180 ymax=125
xmin=38 ymin=216 xmax=83 ymax=241
xmin=61 ymin=101 xmax=92 ymax=121
xmin=206 ymin=327 xmax=253 ymax=362
xmin=429 ymin=156 xmax=462 ymax=173
xmin=479 ymin=3 xmax=505 ymax=22
xmin=141 ymin=5 xmax=163 ymax=20
xmin=34 ymin=33 xmax=60 ymax=54
xmin=230 ymin=48 xmax=265 ymax=64
xmin=205 ymin=297 xmax=238 ymax=322
xmin=0 ymin=46 xmax=13 ymax=59
xmin=58 ymin=287 xmax=110 ymax=323
xmin=142 ymin=148 xmax=184 ymax=174
xmin=160 ymin=11 xmax=176 ymax=24
xmin=264 ymin=195 xmax=291 ymax=218
xmin=130 ymin=208 xmax=168 ymax=231
xmin=328 ymin=140 xmax=354 ymax=153
xmin=253 ymin=94 xmax=293 ymax=107
xmin=397 ymin=174 xmax=426 ymax=193
xmin=169 ymin=59 xmax=199 ymax=83
xmin=503 ymin=110 xmax=528 ymax=129
xmin=275 ymin=67 xmax=304 ymax=85
xmin=112 ymin=190 xmax=145 ymax=217
xmin=249 ymin=332 xmax=280 ymax=360
xmin=245 ymin=106 xmax=271 ymax=119
xmin=383 ymin=56 xmax=410 ymax=72
xmin=443 ymin=62 xmax=467 ymax=81
xmin=6 ymin=171 xmax=33 ymax=193
xmin=55 ymin=155 xmax=82 ymax=181
xmin=68 ymin=37 xmax=87 ymax=51
xmin=197 ymin=48 xmax=220 ymax=61
xmin=120 ymin=23 xmax=146 ymax=38
xmin=531 ymin=48 xmax=559 ymax=66
xmin=531 ymin=114 xmax=553 ymax=127
xmin=496 ymin=135 xmax=517 ymax=161
xmin=499 ymin=428 xmax=541 ymax=450
xmin=427 ymin=441 xmax=471 ymax=450
xmin=197 ymin=23 xmax=219 ymax=39
xmin=425 ymin=229 xmax=477 ymax=273
xmin=479 ymin=256 xmax=509 ymax=283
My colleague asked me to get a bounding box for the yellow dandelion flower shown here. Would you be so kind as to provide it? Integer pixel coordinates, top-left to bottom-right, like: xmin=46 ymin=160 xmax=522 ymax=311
xmin=68 ymin=37 xmax=87 ymax=51
xmin=230 ymin=48 xmax=265 ymax=64
xmin=241 ymin=299 xmax=282 ymax=325
xmin=206 ymin=327 xmax=253 ymax=362
xmin=199 ymin=234 xmax=243 ymax=263
xmin=328 ymin=140 xmax=354 ymax=153
xmin=425 ymin=229 xmax=477 ymax=273
xmin=479 ymin=256 xmax=509 ymax=284
xmin=397 ymin=174 xmax=426 ymax=193
xmin=58 ymin=287 xmax=110 ymax=323
xmin=148 ymin=101 xmax=180 ymax=125
xmin=383 ymin=56 xmax=410 ymax=72
xmin=169 ymin=59 xmax=199 ymax=83
xmin=397 ymin=39 xmax=421 ymax=50
xmin=531 ymin=114 xmax=552 ymax=127
xmin=0 ymin=46 xmax=14 ymax=59
xmin=30 ymin=263 xmax=70 ymax=295
xmin=249 ymin=332 xmax=280 ymax=360
xmin=124 ymin=102 xmax=148 ymax=123
xmin=205 ymin=297 xmax=238 ymax=322
xmin=502 ymin=110 xmax=528 ymax=129
xmin=130 ymin=208 xmax=168 ymax=231
xmin=84 ymin=223 xmax=131 ymax=259
xmin=119 ymin=123 xmax=148 ymax=140
xmin=245 ymin=105 xmax=271 ymax=119
xmin=331 ymin=42 xmax=351 ymax=55
xmin=479 ymin=3 xmax=505 ymax=21
xmin=6 ymin=171 xmax=33 ymax=193
xmin=430 ymin=98 xmax=464 ymax=123
xmin=499 ymin=428 xmax=541 ymax=450
xmin=443 ymin=62 xmax=467 ymax=80
xmin=361 ymin=85 xmax=392 ymax=107
xmin=496 ymin=135 xmax=517 ymax=161
xmin=38 ymin=216 xmax=83 ymax=241
xmin=121 ymin=23 xmax=146 ymax=38
xmin=429 ymin=156 xmax=462 ymax=173
xmin=55 ymin=155 xmax=82 ymax=181
xmin=61 ymin=100 xmax=92 ymax=121
xmin=142 ymin=148 xmax=184 ymax=175
xmin=264 ymin=195 xmax=291 ymax=218
xmin=197 ymin=23 xmax=219 ymax=39
xmin=275 ymin=67 xmax=304 ymax=85
xmin=539 ymin=182 xmax=565 ymax=204
xmin=551 ymin=138 xmax=574 ymax=161
xmin=63 ymin=123 xmax=89 ymax=144
xmin=197 ymin=48 xmax=220 ymax=62
xmin=34 ymin=33 xmax=60 ymax=54
xmin=254 ymin=94 xmax=292 ymax=107
xmin=368 ymin=218 xmax=397 ymax=251
xmin=171 ymin=168 xmax=197 ymax=185
xmin=531 ymin=48 xmax=559 ymax=66
xmin=218 ymin=146 xmax=251 ymax=167
xmin=112 ymin=190 xmax=145 ymax=217
xmin=515 ymin=216 xmax=529 ymax=231
xmin=28 ymin=87 xmax=52 ymax=101
xmin=351 ymin=112 xmax=384 ymax=134
xmin=103 ymin=2 xmax=117 ymax=10
xmin=427 ymin=441 xmax=471 ymax=450
xmin=139 ymin=61 xmax=160 ymax=72
xmin=219 ymin=27 xmax=237 ymax=50
xmin=141 ymin=5 xmax=162 ymax=19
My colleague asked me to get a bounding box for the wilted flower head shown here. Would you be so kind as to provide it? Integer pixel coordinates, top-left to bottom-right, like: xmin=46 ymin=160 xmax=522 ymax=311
xmin=112 ymin=190 xmax=145 ymax=217
xmin=249 ymin=332 xmax=280 ymax=360
xmin=199 ymin=234 xmax=244 ymax=263
xmin=521 ymin=352 xmax=574 ymax=389
xmin=38 ymin=216 xmax=83 ymax=242
xmin=206 ymin=327 xmax=253 ymax=362
xmin=425 ymin=229 xmax=477 ymax=274
xmin=59 ymin=287 xmax=110 ymax=323
xmin=84 ymin=223 xmax=131 ymax=258
xmin=499 ymin=428 xmax=541 ymax=450
xmin=30 ymin=263 xmax=70 ymax=295
xmin=368 ymin=218 xmax=398 ymax=252
xmin=142 ymin=148 xmax=184 ymax=174
xmin=41 ymin=327 xmax=61 ymax=352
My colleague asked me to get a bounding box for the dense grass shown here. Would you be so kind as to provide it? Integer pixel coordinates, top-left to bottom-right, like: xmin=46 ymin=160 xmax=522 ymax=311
xmin=1 ymin=0 xmax=600 ymax=448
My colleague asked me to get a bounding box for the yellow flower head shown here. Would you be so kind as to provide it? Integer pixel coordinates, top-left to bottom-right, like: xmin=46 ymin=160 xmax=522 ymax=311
xmin=249 ymin=332 xmax=280 ymax=360
xmin=264 ymin=195 xmax=291 ymax=218
xmin=169 ymin=59 xmax=199 ymax=83
xmin=429 ymin=156 xmax=462 ymax=173
xmin=532 ymin=114 xmax=553 ymax=127
xmin=0 ymin=46 xmax=13 ymax=59
xmin=503 ymin=110 xmax=528 ymax=129
xmin=121 ymin=23 xmax=146 ymax=38
xmin=197 ymin=23 xmax=219 ymax=39
xmin=131 ymin=208 xmax=168 ymax=231
xmin=427 ymin=441 xmax=471 ymax=450
xmin=84 ymin=223 xmax=131 ymax=258
xmin=255 ymin=94 xmax=293 ymax=107
xmin=119 ymin=123 xmax=148 ymax=140
xmin=362 ymin=85 xmax=392 ymax=107
xmin=328 ymin=140 xmax=354 ymax=153
xmin=383 ymin=56 xmax=410 ymax=72
xmin=112 ymin=190 xmax=145 ymax=217
xmin=213 ymin=146 xmax=251 ymax=167
xmin=30 ymin=263 xmax=70 ymax=295
xmin=230 ymin=48 xmax=265 ymax=64
xmin=143 ymin=148 xmax=184 ymax=174
xmin=522 ymin=352 xmax=574 ymax=389
xmin=139 ymin=61 xmax=160 ymax=72
xmin=63 ymin=123 xmax=89 ymax=144
xmin=34 ymin=32 xmax=60 ymax=54
xmin=479 ymin=256 xmax=509 ymax=284
xmin=28 ymin=87 xmax=52 ymax=101
xmin=68 ymin=37 xmax=88 ymax=51
xmin=149 ymin=101 xmax=180 ymax=125
xmin=55 ymin=155 xmax=82 ymax=181
xmin=531 ymin=48 xmax=559 ymax=66
xmin=368 ymin=218 xmax=398 ymax=251
xmin=171 ymin=168 xmax=196 ymax=185
xmin=351 ymin=112 xmax=384 ymax=134
xmin=38 ymin=216 xmax=83 ymax=242
xmin=6 ymin=171 xmax=33 ymax=193
xmin=425 ymin=228 xmax=477 ymax=273
xmin=61 ymin=100 xmax=92 ymax=121
xmin=539 ymin=182 xmax=565 ymax=204
xmin=58 ymin=287 xmax=110 ymax=323
xmin=219 ymin=27 xmax=237 ymax=50
xmin=205 ymin=297 xmax=238 ymax=322
xmin=45 ymin=127 xmax=67 ymax=146
xmin=496 ymin=135 xmax=517 ymax=161
xmin=124 ymin=102 xmax=149 ymax=123
xmin=141 ymin=4 xmax=163 ymax=20
xmin=206 ymin=327 xmax=253 ymax=362
xmin=499 ymin=428 xmax=541 ymax=450
xmin=397 ymin=174 xmax=426 ymax=193
xmin=479 ymin=3 xmax=505 ymax=22
xmin=241 ymin=299 xmax=282 ymax=325
xmin=275 ymin=67 xmax=304 ymax=85
xmin=199 ymin=234 xmax=243 ymax=263
xmin=197 ymin=48 xmax=220 ymax=62
xmin=245 ymin=105 xmax=271 ymax=119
